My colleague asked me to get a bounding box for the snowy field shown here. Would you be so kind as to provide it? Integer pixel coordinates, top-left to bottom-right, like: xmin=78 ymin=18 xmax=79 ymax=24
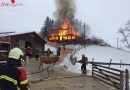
xmin=61 ymin=45 xmax=130 ymax=75
xmin=45 ymin=45 xmax=130 ymax=75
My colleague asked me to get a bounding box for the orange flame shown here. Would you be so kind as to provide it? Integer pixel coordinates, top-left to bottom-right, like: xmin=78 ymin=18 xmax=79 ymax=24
xmin=49 ymin=19 xmax=79 ymax=41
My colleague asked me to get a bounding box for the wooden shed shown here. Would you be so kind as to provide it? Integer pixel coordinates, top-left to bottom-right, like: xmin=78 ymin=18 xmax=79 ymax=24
xmin=9 ymin=31 xmax=47 ymax=57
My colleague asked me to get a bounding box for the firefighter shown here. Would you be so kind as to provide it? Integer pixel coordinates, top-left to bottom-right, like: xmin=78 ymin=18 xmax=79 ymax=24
xmin=0 ymin=48 xmax=30 ymax=90
xmin=80 ymin=54 xmax=88 ymax=74
xmin=63 ymin=42 xmax=66 ymax=50
xmin=46 ymin=48 xmax=53 ymax=57
xmin=57 ymin=46 xmax=61 ymax=56
xmin=25 ymin=47 xmax=32 ymax=57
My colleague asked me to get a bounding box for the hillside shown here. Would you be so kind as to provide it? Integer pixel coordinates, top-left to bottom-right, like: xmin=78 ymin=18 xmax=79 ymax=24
xmin=59 ymin=45 xmax=130 ymax=74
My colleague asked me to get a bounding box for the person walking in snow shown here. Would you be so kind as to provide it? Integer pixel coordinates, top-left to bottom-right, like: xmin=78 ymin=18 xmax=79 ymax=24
xmin=63 ymin=42 xmax=66 ymax=50
xmin=57 ymin=46 xmax=61 ymax=56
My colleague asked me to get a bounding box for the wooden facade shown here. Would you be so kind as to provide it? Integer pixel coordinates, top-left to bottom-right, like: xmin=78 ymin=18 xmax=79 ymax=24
xmin=48 ymin=29 xmax=79 ymax=44
xmin=10 ymin=32 xmax=47 ymax=57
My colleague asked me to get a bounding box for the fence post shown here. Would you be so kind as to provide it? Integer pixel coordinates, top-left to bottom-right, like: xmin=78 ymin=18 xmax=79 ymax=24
xmin=92 ymin=58 xmax=94 ymax=77
xmin=120 ymin=60 xmax=122 ymax=68
xmin=108 ymin=59 xmax=112 ymax=68
xmin=125 ymin=69 xmax=129 ymax=90
xmin=120 ymin=71 xmax=124 ymax=90
xmin=92 ymin=63 xmax=94 ymax=77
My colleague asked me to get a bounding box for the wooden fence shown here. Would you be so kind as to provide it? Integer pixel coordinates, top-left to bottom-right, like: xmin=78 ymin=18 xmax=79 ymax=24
xmin=92 ymin=64 xmax=129 ymax=90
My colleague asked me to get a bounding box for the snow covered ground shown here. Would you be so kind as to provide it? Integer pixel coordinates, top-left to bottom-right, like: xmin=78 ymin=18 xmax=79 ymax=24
xmin=45 ymin=45 xmax=130 ymax=76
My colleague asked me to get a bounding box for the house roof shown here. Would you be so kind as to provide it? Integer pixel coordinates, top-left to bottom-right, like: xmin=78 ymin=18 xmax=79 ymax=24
xmin=10 ymin=31 xmax=47 ymax=43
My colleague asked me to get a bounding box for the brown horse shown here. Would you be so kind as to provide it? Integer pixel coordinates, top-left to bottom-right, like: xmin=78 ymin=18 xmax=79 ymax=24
xmin=39 ymin=55 xmax=60 ymax=70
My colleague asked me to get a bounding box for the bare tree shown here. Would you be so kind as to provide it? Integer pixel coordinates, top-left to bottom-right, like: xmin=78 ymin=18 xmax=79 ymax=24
xmin=118 ymin=20 xmax=130 ymax=49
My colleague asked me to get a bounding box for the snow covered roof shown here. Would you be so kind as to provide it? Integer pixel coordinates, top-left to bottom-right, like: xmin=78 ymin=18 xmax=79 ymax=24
xmin=10 ymin=31 xmax=47 ymax=43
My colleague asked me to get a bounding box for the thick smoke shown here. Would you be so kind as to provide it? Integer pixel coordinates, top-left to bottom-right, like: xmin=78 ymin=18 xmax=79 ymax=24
xmin=54 ymin=0 xmax=76 ymax=21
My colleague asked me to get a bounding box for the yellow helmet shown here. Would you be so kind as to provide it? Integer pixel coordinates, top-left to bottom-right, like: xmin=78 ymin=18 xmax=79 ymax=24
xmin=9 ymin=48 xmax=24 ymax=60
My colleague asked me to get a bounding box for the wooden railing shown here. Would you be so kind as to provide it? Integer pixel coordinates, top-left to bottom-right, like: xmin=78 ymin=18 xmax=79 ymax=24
xmin=92 ymin=64 xmax=129 ymax=90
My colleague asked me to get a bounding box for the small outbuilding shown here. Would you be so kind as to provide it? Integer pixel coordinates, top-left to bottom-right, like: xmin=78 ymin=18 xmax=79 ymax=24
xmin=9 ymin=31 xmax=47 ymax=57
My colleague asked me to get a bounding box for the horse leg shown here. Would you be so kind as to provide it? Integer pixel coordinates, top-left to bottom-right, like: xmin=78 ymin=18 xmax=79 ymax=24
xmin=39 ymin=63 xmax=41 ymax=70
xmin=50 ymin=64 xmax=54 ymax=71
xmin=42 ymin=63 xmax=44 ymax=70
xmin=39 ymin=62 xmax=42 ymax=70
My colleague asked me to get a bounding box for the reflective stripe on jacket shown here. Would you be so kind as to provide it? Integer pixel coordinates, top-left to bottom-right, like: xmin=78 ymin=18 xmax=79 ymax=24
xmin=0 ymin=64 xmax=29 ymax=90
xmin=0 ymin=75 xmax=20 ymax=90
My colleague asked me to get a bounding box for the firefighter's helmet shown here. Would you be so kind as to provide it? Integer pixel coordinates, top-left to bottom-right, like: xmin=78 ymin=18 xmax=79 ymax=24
xmin=9 ymin=48 xmax=24 ymax=60
xmin=48 ymin=48 xmax=50 ymax=51
xmin=82 ymin=54 xmax=85 ymax=57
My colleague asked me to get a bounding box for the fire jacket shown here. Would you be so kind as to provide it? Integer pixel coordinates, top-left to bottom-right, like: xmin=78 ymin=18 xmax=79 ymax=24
xmin=78 ymin=57 xmax=88 ymax=64
xmin=0 ymin=59 xmax=29 ymax=90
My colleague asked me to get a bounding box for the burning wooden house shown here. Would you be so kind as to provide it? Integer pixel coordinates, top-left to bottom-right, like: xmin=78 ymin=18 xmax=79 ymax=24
xmin=48 ymin=19 xmax=79 ymax=43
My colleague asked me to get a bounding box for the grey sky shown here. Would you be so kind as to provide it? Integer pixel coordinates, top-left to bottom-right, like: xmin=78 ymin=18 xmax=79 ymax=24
xmin=0 ymin=0 xmax=130 ymax=47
